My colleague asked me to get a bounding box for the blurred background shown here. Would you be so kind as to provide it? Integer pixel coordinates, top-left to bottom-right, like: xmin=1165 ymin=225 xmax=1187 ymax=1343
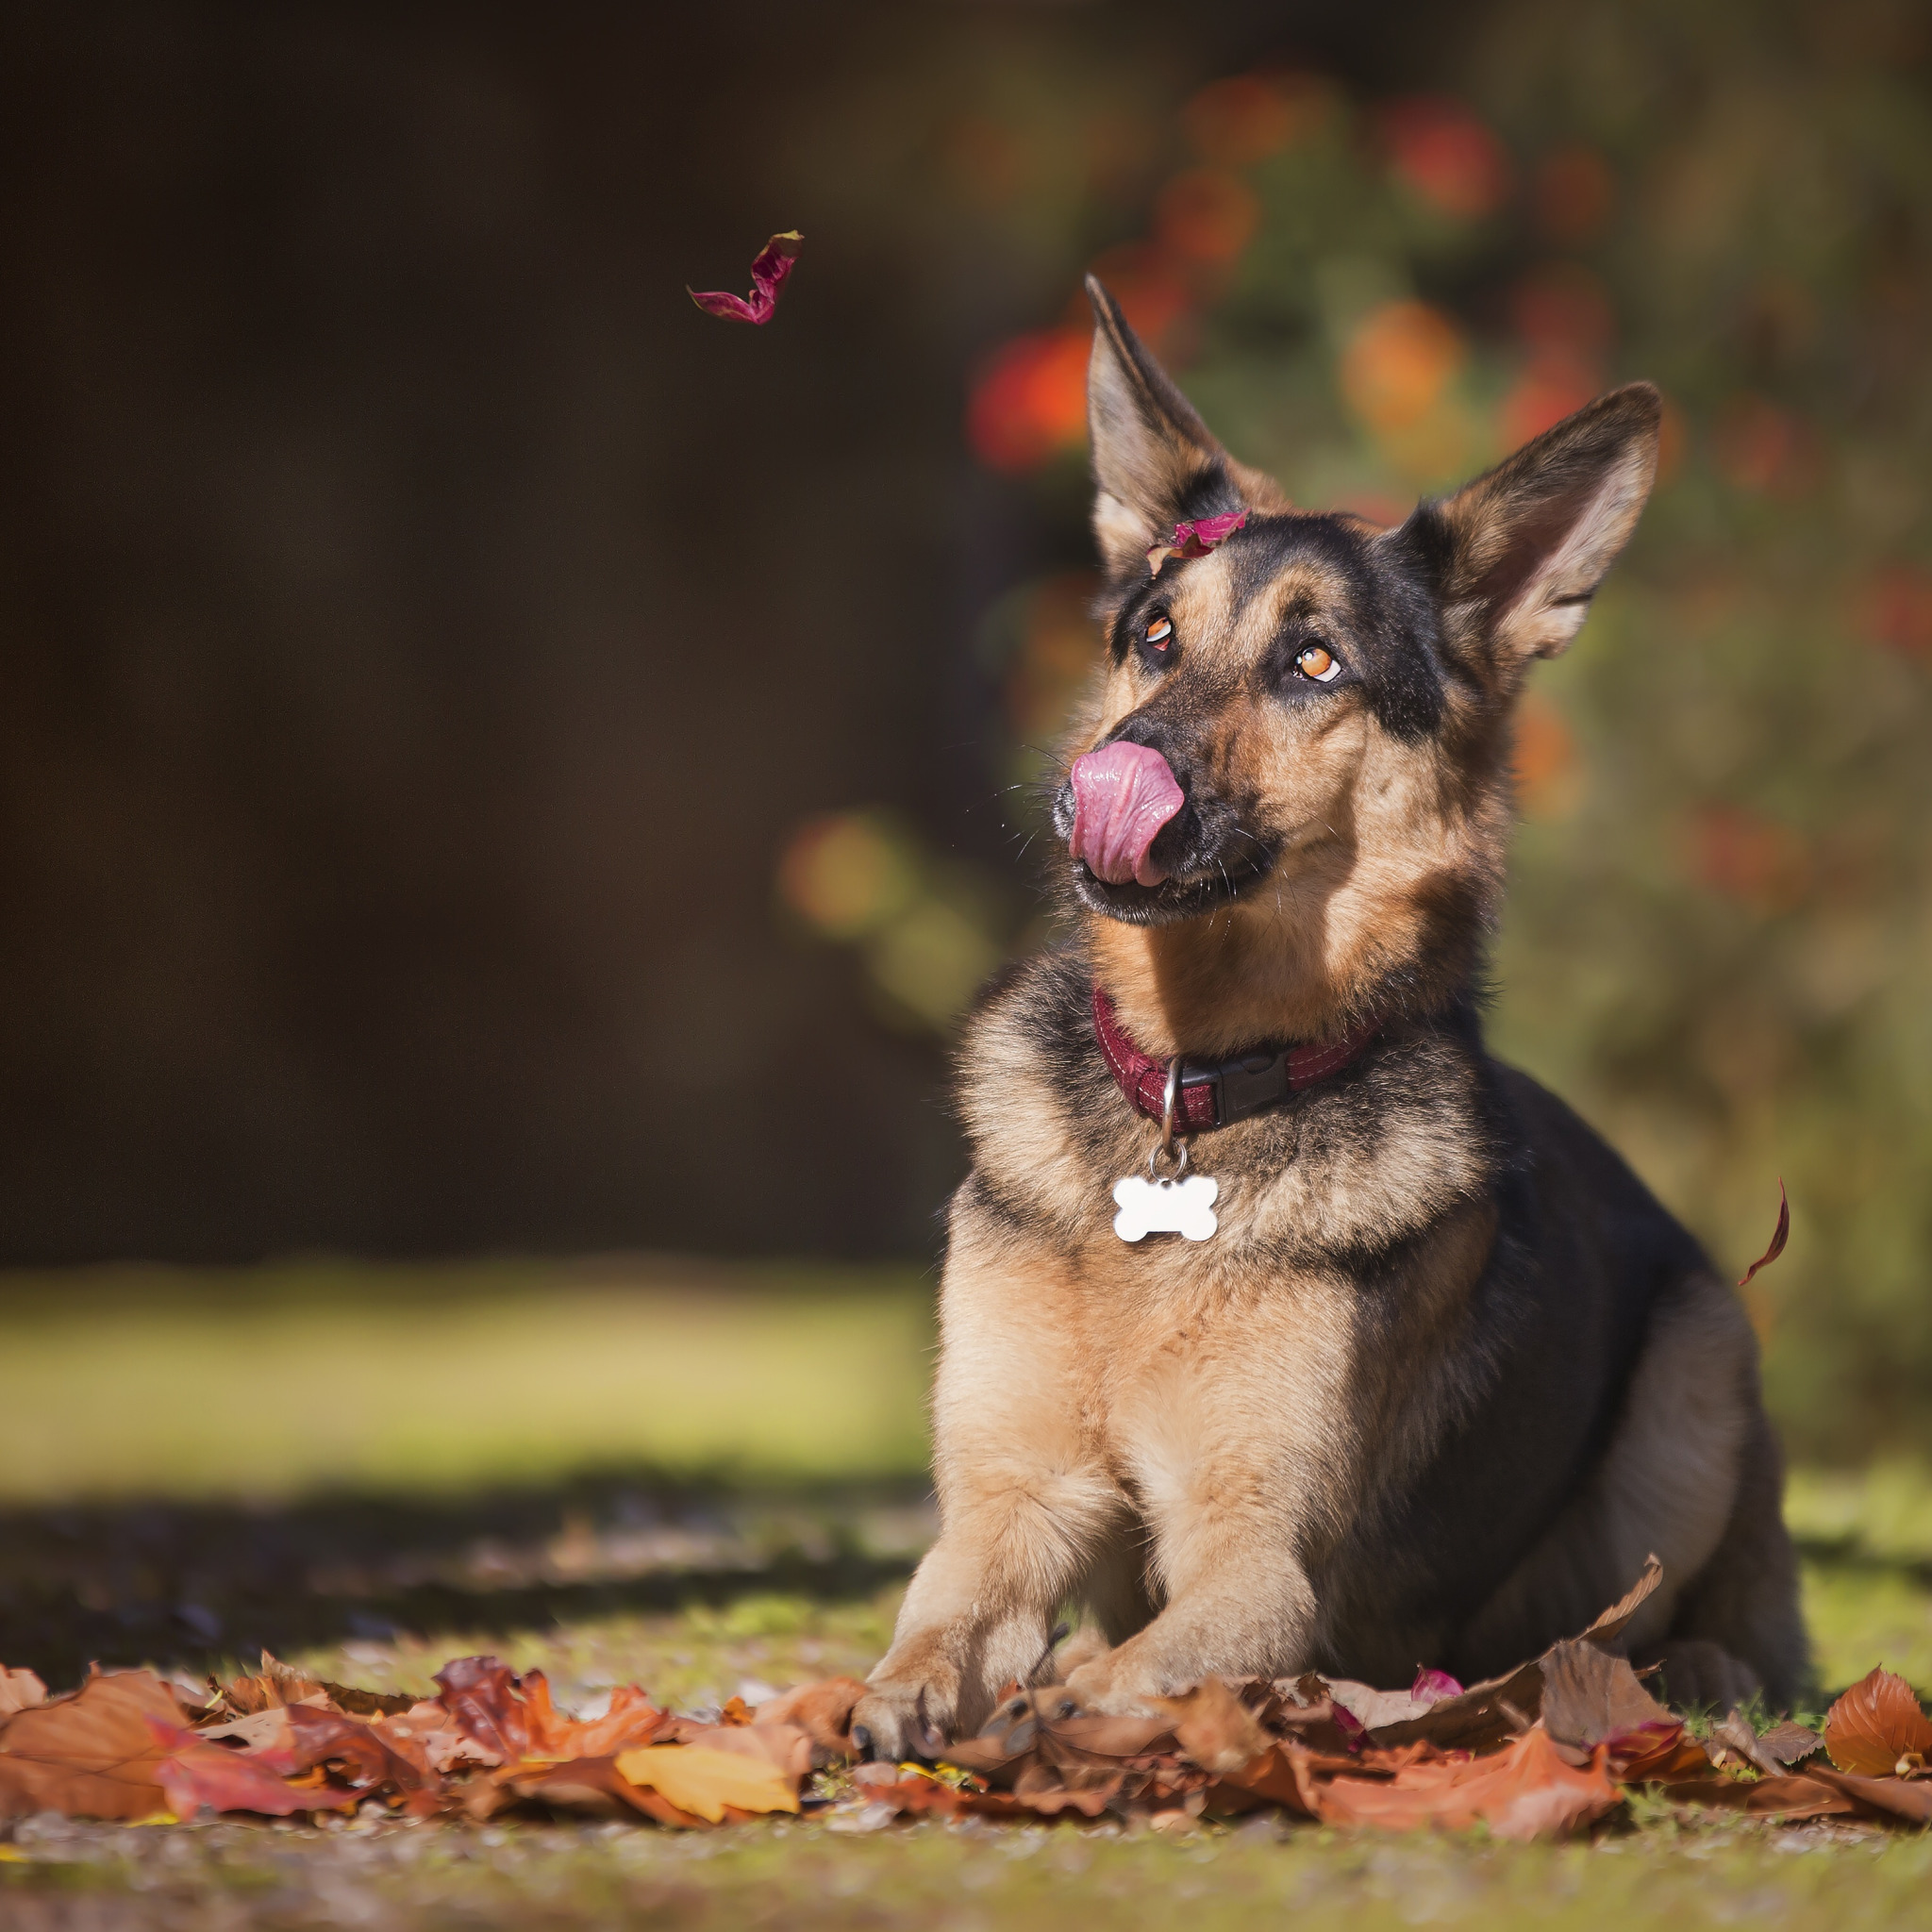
xmin=1 ymin=0 xmax=1930 ymax=1695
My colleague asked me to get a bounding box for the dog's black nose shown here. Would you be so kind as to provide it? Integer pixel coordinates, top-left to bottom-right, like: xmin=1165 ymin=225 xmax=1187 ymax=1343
xmin=850 ymin=1723 xmax=876 ymax=1761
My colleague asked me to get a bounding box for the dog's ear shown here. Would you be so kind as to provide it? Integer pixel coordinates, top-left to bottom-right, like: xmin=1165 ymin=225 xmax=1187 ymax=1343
xmin=1086 ymin=275 xmax=1281 ymax=581
xmin=1399 ymin=383 xmax=1662 ymax=664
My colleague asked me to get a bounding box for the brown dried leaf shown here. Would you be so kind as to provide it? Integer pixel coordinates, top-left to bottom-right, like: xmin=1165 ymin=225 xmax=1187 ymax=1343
xmin=1807 ymin=1763 xmax=1932 ymax=1824
xmin=375 ymin=1698 xmax=499 ymax=1773
xmin=146 ymin=1718 xmax=355 ymax=1820
xmin=285 ymin=1704 xmax=439 ymax=1795
xmin=1824 ymin=1667 xmax=1932 ymax=1776
xmin=1578 ymin=1554 xmax=1665 ymax=1647
xmin=1311 ymin=1724 xmax=1623 ymax=1841
xmin=1539 ymin=1639 xmax=1673 ymax=1751
xmin=1663 ymin=1773 xmax=1857 ymax=1821
xmin=1738 ymin=1180 xmax=1790 ymax=1289
xmin=0 ymin=1668 xmax=47 ymax=1719
xmin=1757 ymin=1720 xmax=1825 ymax=1767
xmin=496 ymin=1754 xmax=708 ymax=1827
xmin=755 ymin=1677 xmax=866 ymax=1757
xmin=1152 ymin=1678 xmax=1271 ymax=1774
xmin=613 ymin=1743 xmax=800 ymax=1823
xmin=0 ymin=1669 xmax=186 ymax=1821
xmin=435 ymin=1656 xmax=528 ymax=1760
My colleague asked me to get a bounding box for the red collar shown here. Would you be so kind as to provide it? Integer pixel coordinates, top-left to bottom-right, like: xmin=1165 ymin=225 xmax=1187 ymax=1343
xmin=1091 ymin=984 xmax=1381 ymax=1133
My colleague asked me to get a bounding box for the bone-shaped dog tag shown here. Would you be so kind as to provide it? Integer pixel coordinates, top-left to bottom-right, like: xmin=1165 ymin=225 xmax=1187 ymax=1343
xmin=1111 ymin=1173 xmax=1219 ymax=1242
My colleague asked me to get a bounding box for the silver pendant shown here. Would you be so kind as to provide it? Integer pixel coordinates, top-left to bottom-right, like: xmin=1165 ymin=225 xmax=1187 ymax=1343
xmin=1113 ymin=1052 xmax=1217 ymax=1241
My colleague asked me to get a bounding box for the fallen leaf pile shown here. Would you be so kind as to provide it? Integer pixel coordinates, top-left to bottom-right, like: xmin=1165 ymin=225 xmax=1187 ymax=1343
xmin=1 ymin=1561 xmax=1927 ymax=1840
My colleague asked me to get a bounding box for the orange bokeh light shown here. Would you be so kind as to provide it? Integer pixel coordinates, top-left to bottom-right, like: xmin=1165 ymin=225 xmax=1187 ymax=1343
xmin=1381 ymin=97 xmax=1511 ymax=220
xmin=1182 ymin=72 xmax=1334 ymax=168
xmin=1713 ymin=394 xmax=1816 ymax=496
xmin=1534 ymin=145 xmax=1616 ymax=243
xmin=1862 ymin=563 xmax=1932 ymax=658
xmin=1510 ymin=263 xmax=1615 ymax=361
xmin=1691 ymin=804 xmax=1810 ymax=913
xmin=966 ymin=329 xmax=1091 ymax=473
xmin=1340 ymin=301 xmax=1466 ymax=434
xmin=1154 ymin=168 xmax=1261 ymax=266
xmin=1500 ymin=357 xmax=1602 ymax=448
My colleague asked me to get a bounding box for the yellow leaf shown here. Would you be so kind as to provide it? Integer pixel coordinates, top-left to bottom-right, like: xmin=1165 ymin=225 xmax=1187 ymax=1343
xmin=612 ymin=1744 xmax=799 ymax=1824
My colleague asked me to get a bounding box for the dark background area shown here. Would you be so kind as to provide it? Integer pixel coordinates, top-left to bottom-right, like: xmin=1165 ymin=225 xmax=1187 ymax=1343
xmin=0 ymin=0 xmax=1449 ymax=1262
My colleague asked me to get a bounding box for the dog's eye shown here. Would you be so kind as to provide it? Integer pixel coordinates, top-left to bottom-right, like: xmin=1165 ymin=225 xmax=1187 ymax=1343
xmin=1295 ymin=643 xmax=1341 ymax=682
xmin=1144 ymin=615 xmax=1174 ymax=653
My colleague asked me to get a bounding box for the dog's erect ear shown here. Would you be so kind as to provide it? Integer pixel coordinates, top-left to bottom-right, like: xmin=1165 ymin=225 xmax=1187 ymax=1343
xmin=1404 ymin=383 xmax=1662 ymax=663
xmin=1086 ymin=275 xmax=1277 ymax=580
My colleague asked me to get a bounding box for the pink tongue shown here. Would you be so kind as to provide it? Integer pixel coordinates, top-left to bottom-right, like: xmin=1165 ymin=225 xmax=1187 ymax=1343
xmin=1069 ymin=741 xmax=1185 ymax=887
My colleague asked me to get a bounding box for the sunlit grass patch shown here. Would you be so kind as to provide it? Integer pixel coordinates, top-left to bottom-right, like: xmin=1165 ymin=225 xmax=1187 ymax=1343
xmin=0 ymin=1259 xmax=935 ymax=1501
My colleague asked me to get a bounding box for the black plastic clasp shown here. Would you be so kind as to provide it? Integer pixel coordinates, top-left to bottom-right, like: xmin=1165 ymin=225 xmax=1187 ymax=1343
xmin=1210 ymin=1050 xmax=1291 ymax=1126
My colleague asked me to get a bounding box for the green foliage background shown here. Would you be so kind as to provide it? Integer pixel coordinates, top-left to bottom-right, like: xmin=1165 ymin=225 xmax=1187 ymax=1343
xmin=824 ymin=0 xmax=1932 ymax=1463
xmin=1208 ymin=5 xmax=1932 ymax=1461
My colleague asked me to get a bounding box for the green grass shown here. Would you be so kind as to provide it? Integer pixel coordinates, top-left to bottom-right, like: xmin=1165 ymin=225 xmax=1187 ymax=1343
xmin=1 ymin=1259 xmax=1929 ymax=1927
xmin=0 ymin=1258 xmax=935 ymax=1498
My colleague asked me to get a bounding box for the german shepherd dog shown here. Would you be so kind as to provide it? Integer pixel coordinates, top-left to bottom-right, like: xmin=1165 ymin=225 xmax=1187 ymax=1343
xmin=852 ymin=279 xmax=1807 ymax=1760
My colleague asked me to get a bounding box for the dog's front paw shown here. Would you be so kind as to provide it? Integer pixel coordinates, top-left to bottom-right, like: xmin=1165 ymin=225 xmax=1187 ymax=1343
xmin=1060 ymin=1651 xmax=1169 ymax=1718
xmin=849 ymin=1677 xmax=953 ymax=1763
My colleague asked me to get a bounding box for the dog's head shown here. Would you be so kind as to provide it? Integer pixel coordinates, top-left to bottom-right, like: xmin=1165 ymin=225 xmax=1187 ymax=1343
xmin=1055 ymin=277 xmax=1660 ymax=1046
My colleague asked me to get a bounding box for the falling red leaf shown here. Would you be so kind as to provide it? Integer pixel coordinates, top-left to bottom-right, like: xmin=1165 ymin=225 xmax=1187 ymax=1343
xmin=1824 ymin=1666 xmax=1932 ymax=1776
xmin=1738 ymin=1180 xmax=1790 ymax=1289
xmin=689 ymin=231 xmax=803 ymax=325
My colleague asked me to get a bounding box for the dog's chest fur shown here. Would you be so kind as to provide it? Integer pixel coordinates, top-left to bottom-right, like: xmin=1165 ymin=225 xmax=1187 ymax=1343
xmin=947 ymin=944 xmax=1658 ymax=1678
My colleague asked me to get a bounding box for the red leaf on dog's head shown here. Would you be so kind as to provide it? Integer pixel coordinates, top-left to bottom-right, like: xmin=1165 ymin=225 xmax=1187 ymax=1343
xmin=1824 ymin=1666 xmax=1932 ymax=1776
xmin=1148 ymin=509 xmax=1250 ymax=575
xmin=1738 ymin=1179 xmax=1790 ymax=1289
xmin=689 ymin=230 xmax=803 ymax=325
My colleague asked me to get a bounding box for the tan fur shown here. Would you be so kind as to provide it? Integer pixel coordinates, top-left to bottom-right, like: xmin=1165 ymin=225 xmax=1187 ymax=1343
xmin=851 ymin=291 xmax=1802 ymax=1755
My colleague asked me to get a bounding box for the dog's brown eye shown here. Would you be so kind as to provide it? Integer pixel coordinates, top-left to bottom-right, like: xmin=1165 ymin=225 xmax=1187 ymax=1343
xmin=1296 ymin=643 xmax=1341 ymax=682
xmin=1145 ymin=615 xmax=1173 ymax=651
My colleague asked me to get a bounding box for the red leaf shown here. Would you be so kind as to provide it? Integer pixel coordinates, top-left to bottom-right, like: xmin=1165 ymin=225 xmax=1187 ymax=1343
xmin=1312 ymin=1724 xmax=1622 ymax=1840
xmin=1148 ymin=509 xmax=1249 ymax=575
xmin=689 ymin=231 xmax=803 ymax=325
xmin=1410 ymin=1668 xmax=1463 ymax=1704
xmin=434 ymin=1657 xmax=529 ymax=1761
xmin=1738 ymin=1180 xmax=1790 ymax=1289
xmin=145 ymin=1719 xmax=355 ymax=1820
xmin=1824 ymin=1667 xmax=1932 ymax=1775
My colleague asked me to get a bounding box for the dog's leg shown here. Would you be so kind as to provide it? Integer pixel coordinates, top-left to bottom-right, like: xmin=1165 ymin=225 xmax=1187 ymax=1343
xmin=1453 ymin=1272 xmax=1808 ymax=1708
xmin=853 ymin=1215 xmax=1121 ymax=1759
xmin=1058 ymin=1496 xmax=1315 ymax=1712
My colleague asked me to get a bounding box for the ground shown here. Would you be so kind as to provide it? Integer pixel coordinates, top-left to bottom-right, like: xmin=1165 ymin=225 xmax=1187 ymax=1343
xmin=2 ymin=1261 xmax=1930 ymax=1929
